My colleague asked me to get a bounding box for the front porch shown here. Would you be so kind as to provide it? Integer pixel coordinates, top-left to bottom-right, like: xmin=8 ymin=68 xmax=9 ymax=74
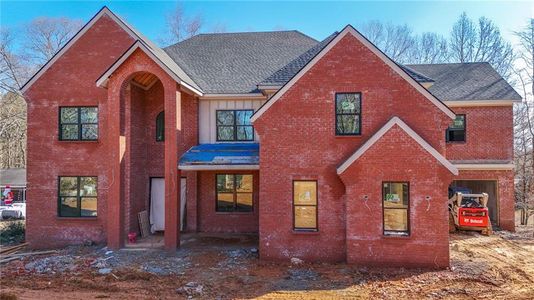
xmin=123 ymin=232 xmax=258 ymax=250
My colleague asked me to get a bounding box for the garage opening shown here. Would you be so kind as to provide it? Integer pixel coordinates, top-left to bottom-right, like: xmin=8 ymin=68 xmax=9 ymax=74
xmin=450 ymin=180 xmax=498 ymax=226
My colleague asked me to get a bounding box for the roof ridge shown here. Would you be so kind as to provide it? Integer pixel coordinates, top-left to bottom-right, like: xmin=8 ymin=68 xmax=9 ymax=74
xmin=406 ymin=62 xmax=490 ymax=66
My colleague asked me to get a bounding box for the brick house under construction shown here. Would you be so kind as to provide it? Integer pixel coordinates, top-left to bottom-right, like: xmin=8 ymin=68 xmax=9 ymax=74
xmin=21 ymin=7 xmax=521 ymax=268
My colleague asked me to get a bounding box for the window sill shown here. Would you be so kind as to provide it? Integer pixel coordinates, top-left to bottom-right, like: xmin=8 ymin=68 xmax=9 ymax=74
xmin=382 ymin=234 xmax=410 ymax=240
xmin=56 ymin=217 xmax=98 ymax=221
xmin=57 ymin=140 xmax=99 ymax=143
xmin=292 ymin=230 xmax=319 ymax=235
xmin=334 ymin=135 xmax=362 ymax=138
xmin=446 ymin=141 xmax=466 ymax=144
xmin=215 ymin=212 xmax=254 ymax=215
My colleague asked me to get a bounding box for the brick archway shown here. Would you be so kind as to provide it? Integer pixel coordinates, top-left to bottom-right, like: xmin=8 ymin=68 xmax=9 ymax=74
xmin=104 ymin=49 xmax=182 ymax=252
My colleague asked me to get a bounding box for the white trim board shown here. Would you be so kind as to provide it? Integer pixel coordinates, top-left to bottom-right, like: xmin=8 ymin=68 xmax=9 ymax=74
xmin=178 ymin=164 xmax=259 ymax=171
xmin=454 ymin=164 xmax=514 ymax=171
xmin=444 ymin=100 xmax=521 ymax=107
xmin=250 ymin=25 xmax=456 ymax=123
xmin=200 ymin=93 xmax=266 ymax=100
xmin=336 ymin=116 xmax=459 ymax=175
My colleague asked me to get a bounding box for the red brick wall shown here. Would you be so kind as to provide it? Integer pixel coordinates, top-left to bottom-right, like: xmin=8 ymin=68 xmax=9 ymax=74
xmin=446 ymin=106 xmax=513 ymax=161
xmin=340 ymin=126 xmax=453 ymax=268
xmin=254 ymin=34 xmax=453 ymax=262
xmin=24 ymin=15 xmax=134 ymax=248
xmin=24 ymin=14 xmax=200 ymax=248
xmin=197 ymin=171 xmax=259 ymax=233
xmin=454 ymin=170 xmax=515 ymax=231
xmin=254 ymin=36 xmax=451 ymax=261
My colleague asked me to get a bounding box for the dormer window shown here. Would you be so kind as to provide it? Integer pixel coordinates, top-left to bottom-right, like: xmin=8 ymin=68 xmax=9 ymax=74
xmin=216 ymin=110 xmax=254 ymax=141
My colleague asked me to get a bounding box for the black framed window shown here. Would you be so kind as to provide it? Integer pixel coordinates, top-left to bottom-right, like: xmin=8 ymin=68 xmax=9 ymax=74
xmin=293 ymin=180 xmax=318 ymax=231
xmin=59 ymin=107 xmax=98 ymax=140
xmin=58 ymin=176 xmax=97 ymax=217
xmin=446 ymin=114 xmax=466 ymax=142
xmin=156 ymin=111 xmax=164 ymax=141
xmin=383 ymin=182 xmax=409 ymax=236
xmin=216 ymin=174 xmax=253 ymax=212
xmin=216 ymin=110 xmax=254 ymax=141
xmin=335 ymin=93 xmax=361 ymax=135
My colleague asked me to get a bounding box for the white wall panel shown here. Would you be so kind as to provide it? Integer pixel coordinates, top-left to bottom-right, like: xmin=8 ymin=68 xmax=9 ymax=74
xmin=199 ymin=99 xmax=266 ymax=144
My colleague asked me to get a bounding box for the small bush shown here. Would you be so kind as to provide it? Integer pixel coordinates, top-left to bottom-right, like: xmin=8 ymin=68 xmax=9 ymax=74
xmin=0 ymin=221 xmax=25 ymax=245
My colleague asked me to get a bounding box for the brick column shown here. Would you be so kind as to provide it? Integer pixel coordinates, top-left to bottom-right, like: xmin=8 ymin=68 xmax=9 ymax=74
xmin=107 ymin=82 xmax=125 ymax=249
xmin=164 ymin=84 xmax=181 ymax=252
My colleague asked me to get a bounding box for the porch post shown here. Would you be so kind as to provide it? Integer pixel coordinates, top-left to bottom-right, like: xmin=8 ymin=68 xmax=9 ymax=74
xmin=164 ymin=84 xmax=181 ymax=252
xmin=107 ymin=83 xmax=124 ymax=249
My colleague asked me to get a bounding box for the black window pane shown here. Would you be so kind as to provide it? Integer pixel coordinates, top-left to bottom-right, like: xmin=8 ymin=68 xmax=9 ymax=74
xmin=336 ymin=115 xmax=359 ymax=134
xmin=61 ymin=107 xmax=78 ymax=123
xmin=217 ymin=126 xmax=234 ymax=141
xmin=60 ymin=197 xmax=79 ymax=217
xmin=216 ymin=175 xmax=234 ymax=192
xmin=156 ymin=112 xmax=164 ymax=141
xmin=59 ymin=177 xmax=78 ymax=196
xmin=62 ymin=125 xmax=79 ymax=140
xmin=450 ymin=115 xmax=465 ymax=129
xmin=81 ymin=124 xmax=98 ymax=140
xmin=235 ymin=110 xmax=253 ymax=125
xmin=235 ymin=175 xmax=253 ymax=193
xmin=217 ymin=193 xmax=234 ymax=211
xmin=236 ymin=193 xmax=253 ymax=212
xmin=336 ymin=93 xmax=360 ymax=114
xmin=217 ymin=111 xmax=234 ymax=125
xmin=80 ymin=107 xmax=98 ymax=123
xmin=80 ymin=177 xmax=97 ymax=196
xmin=236 ymin=126 xmax=253 ymax=141
xmin=81 ymin=197 xmax=98 ymax=217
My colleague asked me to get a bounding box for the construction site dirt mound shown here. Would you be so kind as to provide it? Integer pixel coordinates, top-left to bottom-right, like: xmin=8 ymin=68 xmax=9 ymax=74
xmin=1 ymin=227 xmax=533 ymax=299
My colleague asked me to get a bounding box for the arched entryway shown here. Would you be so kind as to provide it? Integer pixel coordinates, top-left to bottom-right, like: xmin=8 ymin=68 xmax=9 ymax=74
xmin=104 ymin=52 xmax=183 ymax=252
xmin=120 ymin=72 xmax=166 ymax=247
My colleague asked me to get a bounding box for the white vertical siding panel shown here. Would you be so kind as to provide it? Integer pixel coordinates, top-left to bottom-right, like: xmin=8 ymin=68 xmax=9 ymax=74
xmin=199 ymin=98 xmax=268 ymax=144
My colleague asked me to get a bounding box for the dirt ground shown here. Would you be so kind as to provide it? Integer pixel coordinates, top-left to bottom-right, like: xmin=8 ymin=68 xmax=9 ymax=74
xmin=1 ymin=227 xmax=533 ymax=300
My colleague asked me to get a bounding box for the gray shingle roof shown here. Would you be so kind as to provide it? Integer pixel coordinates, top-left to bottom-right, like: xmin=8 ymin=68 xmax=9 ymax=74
xmin=260 ymin=32 xmax=338 ymax=86
xmin=164 ymin=31 xmax=318 ymax=93
xmin=406 ymin=63 xmax=522 ymax=101
xmin=399 ymin=65 xmax=434 ymax=83
xmin=163 ymin=29 xmax=519 ymax=101
xmin=0 ymin=169 xmax=26 ymax=186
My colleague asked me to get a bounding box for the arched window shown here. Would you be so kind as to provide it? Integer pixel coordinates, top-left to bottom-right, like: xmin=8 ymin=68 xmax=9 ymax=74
xmin=156 ymin=111 xmax=164 ymax=141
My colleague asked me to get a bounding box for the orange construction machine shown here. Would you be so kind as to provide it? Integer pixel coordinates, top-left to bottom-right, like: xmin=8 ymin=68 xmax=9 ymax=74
xmin=448 ymin=187 xmax=492 ymax=235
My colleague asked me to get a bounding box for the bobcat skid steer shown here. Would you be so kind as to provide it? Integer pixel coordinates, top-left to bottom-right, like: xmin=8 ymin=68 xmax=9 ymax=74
xmin=448 ymin=187 xmax=492 ymax=235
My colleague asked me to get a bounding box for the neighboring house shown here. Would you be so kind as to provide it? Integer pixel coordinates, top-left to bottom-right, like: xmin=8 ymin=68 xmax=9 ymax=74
xmin=21 ymin=7 xmax=521 ymax=268
xmin=0 ymin=168 xmax=27 ymax=203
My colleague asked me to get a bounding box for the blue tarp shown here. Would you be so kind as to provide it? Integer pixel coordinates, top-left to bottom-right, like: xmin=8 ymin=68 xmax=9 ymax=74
xmin=179 ymin=143 xmax=259 ymax=166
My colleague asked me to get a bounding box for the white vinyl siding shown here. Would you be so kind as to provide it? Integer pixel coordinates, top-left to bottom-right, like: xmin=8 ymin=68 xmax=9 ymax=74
xmin=199 ymin=99 xmax=265 ymax=143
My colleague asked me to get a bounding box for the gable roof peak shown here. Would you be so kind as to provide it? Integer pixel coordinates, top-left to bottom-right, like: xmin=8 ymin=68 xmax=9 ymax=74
xmin=250 ymin=24 xmax=456 ymax=122
xmin=337 ymin=116 xmax=458 ymax=175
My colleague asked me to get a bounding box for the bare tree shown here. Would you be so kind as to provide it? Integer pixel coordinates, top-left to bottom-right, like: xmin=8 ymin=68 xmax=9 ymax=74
xmin=0 ymin=92 xmax=27 ymax=168
xmin=360 ymin=21 xmax=416 ymax=63
xmin=211 ymin=22 xmax=228 ymax=34
xmin=450 ymin=13 xmax=515 ymax=79
xmin=408 ymin=32 xmax=449 ymax=64
xmin=23 ymin=17 xmax=82 ymax=66
xmin=513 ymin=19 xmax=534 ymax=225
xmin=1 ymin=18 xmax=80 ymax=168
xmin=0 ymin=29 xmax=33 ymax=93
xmin=160 ymin=3 xmax=203 ymax=45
